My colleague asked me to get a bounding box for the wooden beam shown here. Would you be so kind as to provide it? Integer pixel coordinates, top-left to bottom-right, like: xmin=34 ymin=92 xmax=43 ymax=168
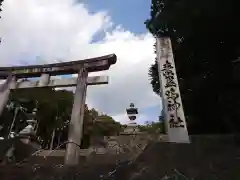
xmin=0 ymin=54 xmax=117 ymax=79
xmin=3 ymin=76 xmax=108 ymax=89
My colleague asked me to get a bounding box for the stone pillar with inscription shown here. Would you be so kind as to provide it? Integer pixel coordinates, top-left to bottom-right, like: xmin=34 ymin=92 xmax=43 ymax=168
xmin=156 ymin=37 xmax=190 ymax=143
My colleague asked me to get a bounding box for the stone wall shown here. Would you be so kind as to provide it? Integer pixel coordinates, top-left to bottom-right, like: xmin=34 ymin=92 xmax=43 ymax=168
xmin=26 ymin=134 xmax=153 ymax=165
xmin=115 ymin=134 xmax=240 ymax=180
xmin=1 ymin=135 xmax=240 ymax=180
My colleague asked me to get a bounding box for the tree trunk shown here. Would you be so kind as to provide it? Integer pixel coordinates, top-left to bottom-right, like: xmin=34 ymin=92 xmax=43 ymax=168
xmin=57 ymin=131 xmax=61 ymax=147
xmin=50 ymin=129 xmax=55 ymax=150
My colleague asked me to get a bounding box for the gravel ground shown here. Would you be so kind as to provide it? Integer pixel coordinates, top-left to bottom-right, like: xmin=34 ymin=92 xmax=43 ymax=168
xmin=1 ymin=135 xmax=240 ymax=180
xmin=115 ymin=135 xmax=240 ymax=180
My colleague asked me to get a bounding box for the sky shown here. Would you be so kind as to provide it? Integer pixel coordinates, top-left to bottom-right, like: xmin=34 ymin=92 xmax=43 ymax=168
xmin=0 ymin=0 xmax=162 ymax=125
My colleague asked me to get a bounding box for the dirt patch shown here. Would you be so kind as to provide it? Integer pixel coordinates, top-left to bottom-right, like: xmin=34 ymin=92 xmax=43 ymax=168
xmin=114 ymin=135 xmax=240 ymax=180
xmin=1 ymin=135 xmax=240 ymax=180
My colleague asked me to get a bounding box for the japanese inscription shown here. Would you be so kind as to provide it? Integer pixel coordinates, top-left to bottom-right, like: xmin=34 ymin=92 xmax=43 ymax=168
xmin=169 ymin=114 xmax=184 ymax=128
xmin=162 ymin=60 xmax=176 ymax=88
xmin=165 ymin=88 xmax=180 ymax=111
xmin=160 ymin=38 xmax=184 ymax=129
xmin=12 ymin=66 xmax=77 ymax=75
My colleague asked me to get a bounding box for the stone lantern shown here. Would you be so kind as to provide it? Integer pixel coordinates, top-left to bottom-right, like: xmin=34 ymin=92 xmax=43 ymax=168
xmin=123 ymin=103 xmax=140 ymax=134
xmin=19 ymin=107 xmax=38 ymax=140
xmin=126 ymin=103 xmax=138 ymax=120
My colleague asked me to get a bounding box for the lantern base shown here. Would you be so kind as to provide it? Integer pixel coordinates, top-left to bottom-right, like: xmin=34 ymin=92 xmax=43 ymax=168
xmin=123 ymin=122 xmax=139 ymax=134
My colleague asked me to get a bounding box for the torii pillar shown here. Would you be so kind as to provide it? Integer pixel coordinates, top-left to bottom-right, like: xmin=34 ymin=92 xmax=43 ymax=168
xmin=0 ymin=54 xmax=117 ymax=165
xmin=65 ymin=67 xmax=88 ymax=165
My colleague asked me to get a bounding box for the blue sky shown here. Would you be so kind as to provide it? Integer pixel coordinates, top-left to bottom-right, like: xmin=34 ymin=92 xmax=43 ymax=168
xmin=139 ymin=104 xmax=162 ymax=123
xmin=0 ymin=0 xmax=161 ymax=125
xmin=85 ymin=0 xmax=160 ymax=124
xmin=85 ymin=0 xmax=151 ymax=35
xmin=85 ymin=0 xmax=161 ymax=124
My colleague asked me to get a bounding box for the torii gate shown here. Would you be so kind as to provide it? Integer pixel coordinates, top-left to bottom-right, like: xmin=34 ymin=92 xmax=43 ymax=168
xmin=0 ymin=54 xmax=117 ymax=165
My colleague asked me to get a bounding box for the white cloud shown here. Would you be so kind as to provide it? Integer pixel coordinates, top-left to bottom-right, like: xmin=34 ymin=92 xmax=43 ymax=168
xmin=0 ymin=0 xmax=161 ymax=124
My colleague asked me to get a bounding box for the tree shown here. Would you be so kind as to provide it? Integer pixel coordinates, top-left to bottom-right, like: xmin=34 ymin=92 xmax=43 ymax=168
xmin=146 ymin=0 xmax=240 ymax=134
xmin=139 ymin=119 xmax=165 ymax=134
xmin=0 ymin=88 xmax=122 ymax=149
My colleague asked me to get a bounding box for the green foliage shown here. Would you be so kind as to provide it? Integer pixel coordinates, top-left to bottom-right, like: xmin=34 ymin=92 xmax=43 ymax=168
xmin=0 ymin=88 xmax=122 ymax=149
xmin=146 ymin=0 xmax=240 ymax=134
xmin=138 ymin=119 xmax=166 ymax=134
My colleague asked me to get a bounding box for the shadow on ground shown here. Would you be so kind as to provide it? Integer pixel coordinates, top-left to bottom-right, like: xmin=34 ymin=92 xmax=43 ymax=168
xmin=0 ymin=135 xmax=240 ymax=180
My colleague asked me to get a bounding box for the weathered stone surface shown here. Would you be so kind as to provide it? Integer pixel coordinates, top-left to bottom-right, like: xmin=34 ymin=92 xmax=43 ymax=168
xmin=114 ymin=134 xmax=240 ymax=180
xmin=1 ymin=135 xmax=240 ymax=180
xmin=0 ymin=138 xmax=38 ymax=163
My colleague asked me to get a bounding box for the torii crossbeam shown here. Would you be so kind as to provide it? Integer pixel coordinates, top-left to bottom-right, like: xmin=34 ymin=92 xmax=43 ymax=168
xmin=0 ymin=54 xmax=117 ymax=165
